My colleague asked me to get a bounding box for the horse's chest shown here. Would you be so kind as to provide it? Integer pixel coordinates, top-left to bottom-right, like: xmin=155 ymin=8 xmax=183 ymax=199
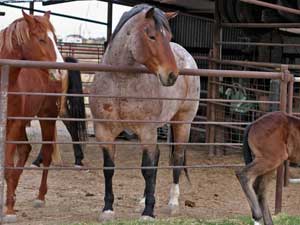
xmin=92 ymin=74 xmax=162 ymax=120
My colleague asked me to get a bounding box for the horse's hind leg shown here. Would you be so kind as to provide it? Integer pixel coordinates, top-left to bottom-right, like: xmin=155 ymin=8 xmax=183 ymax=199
xmin=236 ymin=160 xmax=280 ymax=224
xmin=254 ymin=172 xmax=274 ymax=225
xmin=34 ymin=120 xmax=56 ymax=208
xmin=63 ymin=120 xmax=84 ymax=167
xmin=139 ymin=129 xmax=160 ymax=220
xmin=168 ymin=122 xmax=191 ymax=215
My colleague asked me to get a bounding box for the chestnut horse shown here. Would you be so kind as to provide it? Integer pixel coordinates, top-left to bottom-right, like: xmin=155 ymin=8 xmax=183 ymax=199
xmin=0 ymin=11 xmax=68 ymax=222
xmin=89 ymin=4 xmax=200 ymax=221
xmin=31 ymin=56 xmax=87 ymax=168
xmin=236 ymin=111 xmax=300 ymax=225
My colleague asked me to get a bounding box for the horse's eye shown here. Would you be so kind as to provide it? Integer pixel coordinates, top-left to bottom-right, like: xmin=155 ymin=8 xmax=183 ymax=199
xmin=39 ymin=39 xmax=46 ymax=43
xmin=149 ymin=35 xmax=156 ymax=41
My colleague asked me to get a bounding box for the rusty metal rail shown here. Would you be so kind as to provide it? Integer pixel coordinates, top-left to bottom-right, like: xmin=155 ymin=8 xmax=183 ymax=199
xmin=0 ymin=58 xmax=293 ymax=222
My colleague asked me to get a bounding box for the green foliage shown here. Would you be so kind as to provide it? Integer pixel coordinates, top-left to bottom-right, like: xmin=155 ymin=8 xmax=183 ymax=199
xmin=65 ymin=214 xmax=300 ymax=225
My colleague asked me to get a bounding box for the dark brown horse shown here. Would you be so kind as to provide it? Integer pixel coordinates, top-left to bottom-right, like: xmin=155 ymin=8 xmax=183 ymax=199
xmin=236 ymin=111 xmax=300 ymax=225
xmin=0 ymin=11 xmax=79 ymax=222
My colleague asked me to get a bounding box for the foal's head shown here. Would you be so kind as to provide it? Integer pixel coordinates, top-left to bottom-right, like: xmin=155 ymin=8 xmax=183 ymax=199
xmin=112 ymin=4 xmax=178 ymax=86
xmin=0 ymin=11 xmax=64 ymax=79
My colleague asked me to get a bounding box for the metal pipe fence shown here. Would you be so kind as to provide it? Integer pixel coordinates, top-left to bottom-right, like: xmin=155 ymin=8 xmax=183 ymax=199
xmin=0 ymin=59 xmax=294 ymax=223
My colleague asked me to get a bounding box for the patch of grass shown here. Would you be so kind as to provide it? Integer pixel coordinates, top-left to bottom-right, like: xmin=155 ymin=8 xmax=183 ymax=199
xmin=66 ymin=214 xmax=300 ymax=225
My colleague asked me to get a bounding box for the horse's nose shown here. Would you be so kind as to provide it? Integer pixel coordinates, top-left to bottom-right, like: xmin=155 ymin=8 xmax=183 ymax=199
xmin=167 ymin=72 xmax=178 ymax=86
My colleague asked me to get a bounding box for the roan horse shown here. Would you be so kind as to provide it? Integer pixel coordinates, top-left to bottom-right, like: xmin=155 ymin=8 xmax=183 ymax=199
xmin=236 ymin=111 xmax=300 ymax=225
xmin=0 ymin=11 xmax=85 ymax=222
xmin=90 ymin=4 xmax=200 ymax=220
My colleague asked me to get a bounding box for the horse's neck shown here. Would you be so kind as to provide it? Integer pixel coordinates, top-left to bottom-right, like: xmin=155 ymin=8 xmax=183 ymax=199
xmin=104 ymin=42 xmax=136 ymax=67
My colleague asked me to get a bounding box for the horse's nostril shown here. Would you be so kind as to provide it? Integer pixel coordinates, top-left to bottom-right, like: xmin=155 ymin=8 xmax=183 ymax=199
xmin=168 ymin=72 xmax=177 ymax=84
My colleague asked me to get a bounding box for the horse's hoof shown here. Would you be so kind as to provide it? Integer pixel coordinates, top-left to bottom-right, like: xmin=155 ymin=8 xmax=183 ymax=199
xmin=30 ymin=163 xmax=40 ymax=168
xmin=98 ymin=210 xmax=115 ymax=222
xmin=167 ymin=204 xmax=179 ymax=215
xmin=253 ymin=219 xmax=262 ymax=225
xmin=3 ymin=214 xmax=17 ymax=223
xmin=140 ymin=215 xmax=155 ymax=221
xmin=74 ymin=164 xmax=83 ymax=169
xmin=33 ymin=199 xmax=45 ymax=208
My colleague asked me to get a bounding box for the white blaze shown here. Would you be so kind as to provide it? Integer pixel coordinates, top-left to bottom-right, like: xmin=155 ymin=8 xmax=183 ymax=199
xmin=47 ymin=31 xmax=66 ymax=80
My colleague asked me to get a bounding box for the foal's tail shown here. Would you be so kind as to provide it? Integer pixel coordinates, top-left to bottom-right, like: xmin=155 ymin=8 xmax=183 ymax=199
xmin=169 ymin=125 xmax=191 ymax=183
xmin=243 ymin=124 xmax=253 ymax=165
xmin=64 ymin=56 xmax=87 ymax=142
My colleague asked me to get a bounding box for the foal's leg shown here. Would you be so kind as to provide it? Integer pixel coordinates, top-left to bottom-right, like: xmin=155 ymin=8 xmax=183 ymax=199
xmin=168 ymin=121 xmax=192 ymax=214
xmin=254 ymin=172 xmax=274 ymax=225
xmin=139 ymin=129 xmax=160 ymax=219
xmin=236 ymin=160 xmax=280 ymax=224
xmin=34 ymin=120 xmax=56 ymax=208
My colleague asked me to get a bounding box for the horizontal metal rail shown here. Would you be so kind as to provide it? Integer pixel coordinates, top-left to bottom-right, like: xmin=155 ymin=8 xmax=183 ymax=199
xmin=6 ymin=92 xmax=280 ymax=104
xmin=6 ymin=116 xmax=250 ymax=125
xmin=4 ymin=141 xmax=243 ymax=146
xmin=240 ymin=0 xmax=300 ymax=16
xmin=5 ymin=164 xmax=244 ymax=171
xmin=218 ymin=41 xmax=300 ymax=48
xmin=0 ymin=60 xmax=284 ymax=79
xmin=222 ymin=23 xmax=300 ymax=28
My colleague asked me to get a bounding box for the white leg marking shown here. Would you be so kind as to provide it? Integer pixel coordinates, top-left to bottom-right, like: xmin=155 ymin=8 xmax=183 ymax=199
xmin=253 ymin=219 xmax=261 ymax=225
xmin=99 ymin=210 xmax=115 ymax=222
xmin=139 ymin=197 xmax=145 ymax=206
xmin=168 ymin=183 xmax=180 ymax=207
xmin=47 ymin=31 xmax=66 ymax=81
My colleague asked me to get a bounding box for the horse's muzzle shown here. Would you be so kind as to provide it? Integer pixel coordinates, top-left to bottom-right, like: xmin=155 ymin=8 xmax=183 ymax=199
xmin=159 ymin=72 xmax=178 ymax=87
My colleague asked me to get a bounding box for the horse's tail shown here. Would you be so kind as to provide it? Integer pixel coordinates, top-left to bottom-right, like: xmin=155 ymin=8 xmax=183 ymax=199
xmin=169 ymin=125 xmax=191 ymax=183
xmin=243 ymin=124 xmax=253 ymax=165
xmin=64 ymin=56 xmax=87 ymax=142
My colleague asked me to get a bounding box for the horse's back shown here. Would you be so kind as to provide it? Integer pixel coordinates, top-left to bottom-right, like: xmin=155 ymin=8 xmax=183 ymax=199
xmin=248 ymin=111 xmax=291 ymax=161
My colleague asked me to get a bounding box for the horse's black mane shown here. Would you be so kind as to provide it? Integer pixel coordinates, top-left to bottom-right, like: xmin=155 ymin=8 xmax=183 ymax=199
xmin=111 ymin=4 xmax=171 ymax=41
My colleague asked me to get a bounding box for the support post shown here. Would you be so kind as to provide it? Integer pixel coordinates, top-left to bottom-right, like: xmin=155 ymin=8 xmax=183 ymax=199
xmin=0 ymin=65 xmax=9 ymax=224
xmin=107 ymin=1 xmax=113 ymax=42
xmin=275 ymin=65 xmax=289 ymax=214
xmin=284 ymin=75 xmax=294 ymax=187
xmin=29 ymin=2 xmax=34 ymax=15
xmin=207 ymin=0 xmax=222 ymax=156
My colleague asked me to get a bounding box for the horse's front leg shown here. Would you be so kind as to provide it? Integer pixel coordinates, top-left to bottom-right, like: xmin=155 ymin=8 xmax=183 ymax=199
xmin=4 ymin=121 xmax=25 ymax=223
xmin=168 ymin=123 xmax=191 ymax=215
xmin=34 ymin=120 xmax=56 ymax=208
xmin=99 ymin=144 xmax=116 ymax=221
xmin=139 ymin=130 xmax=160 ymax=220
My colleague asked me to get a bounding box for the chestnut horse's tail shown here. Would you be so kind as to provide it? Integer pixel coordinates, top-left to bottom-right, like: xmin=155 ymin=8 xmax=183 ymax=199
xmin=64 ymin=56 xmax=87 ymax=142
xmin=169 ymin=125 xmax=191 ymax=183
xmin=243 ymin=124 xmax=253 ymax=165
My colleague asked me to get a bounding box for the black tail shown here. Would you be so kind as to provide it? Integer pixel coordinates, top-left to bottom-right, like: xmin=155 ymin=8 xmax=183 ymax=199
xmin=243 ymin=124 xmax=253 ymax=165
xmin=169 ymin=125 xmax=191 ymax=183
xmin=64 ymin=56 xmax=87 ymax=142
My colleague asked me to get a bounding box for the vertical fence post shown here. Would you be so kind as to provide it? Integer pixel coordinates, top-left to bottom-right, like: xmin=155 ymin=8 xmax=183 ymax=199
xmin=207 ymin=0 xmax=222 ymax=157
xmin=275 ymin=65 xmax=289 ymax=214
xmin=284 ymin=76 xmax=294 ymax=187
xmin=0 ymin=65 xmax=9 ymax=224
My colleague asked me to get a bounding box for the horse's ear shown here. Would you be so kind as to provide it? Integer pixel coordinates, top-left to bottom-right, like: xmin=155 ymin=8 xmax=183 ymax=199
xmin=44 ymin=11 xmax=51 ymax=19
xmin=145 ymin=7 xmax=155 ymax=19
xmin=165 ymin=11 xmax=178 ymax=20
xmin=22 ymin=10 xmax=35 ymax=27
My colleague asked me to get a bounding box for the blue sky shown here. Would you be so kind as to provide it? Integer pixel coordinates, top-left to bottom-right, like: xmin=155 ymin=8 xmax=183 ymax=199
xmin=0 ymin=1 xmax=131 ymax=39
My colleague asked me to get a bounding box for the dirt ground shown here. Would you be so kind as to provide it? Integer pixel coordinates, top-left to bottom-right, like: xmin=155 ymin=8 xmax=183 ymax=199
xmin=9 ymin=121 xmax=300 ymax=225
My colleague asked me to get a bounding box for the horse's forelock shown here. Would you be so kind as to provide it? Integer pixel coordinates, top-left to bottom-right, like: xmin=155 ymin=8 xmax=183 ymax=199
xmin=0 ymin=15 xmax=55 ymax=53
xmin=110 ymin=4 xmax=171 ymax=42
